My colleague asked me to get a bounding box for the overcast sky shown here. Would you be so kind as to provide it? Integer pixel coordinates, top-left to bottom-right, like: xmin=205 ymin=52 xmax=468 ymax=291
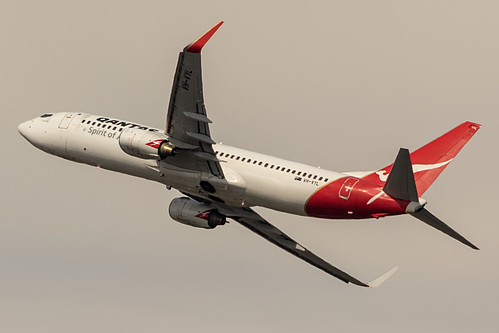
xmin=2 ymin=1 xmax=498 ymax=332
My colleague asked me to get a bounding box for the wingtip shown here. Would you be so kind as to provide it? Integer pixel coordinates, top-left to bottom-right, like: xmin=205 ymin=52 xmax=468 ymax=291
xmin=184 ymin=21 xmax=224 ymax=53
xmin=366 ymin=266 xmax=399 ymax=288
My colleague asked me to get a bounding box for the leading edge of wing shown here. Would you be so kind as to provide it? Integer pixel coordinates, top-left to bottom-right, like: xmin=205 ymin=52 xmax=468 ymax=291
xmin=215 ymin=205 xmax=397 ymax=288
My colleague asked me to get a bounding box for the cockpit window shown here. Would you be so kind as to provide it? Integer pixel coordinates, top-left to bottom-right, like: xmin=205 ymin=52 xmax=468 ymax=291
xmin=40 ymin=113 xmax=53 ymax=118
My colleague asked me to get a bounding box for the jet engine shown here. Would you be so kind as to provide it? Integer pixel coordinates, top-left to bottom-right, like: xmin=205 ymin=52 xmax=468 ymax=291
xmin=119 ymin=128 xmax=175 ymax=159
xmin=169 ymin=197 xmax=226 ymax=229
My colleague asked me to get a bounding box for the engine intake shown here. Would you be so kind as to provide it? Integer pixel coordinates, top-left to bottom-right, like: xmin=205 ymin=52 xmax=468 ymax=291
xmin=119 ymin=128 xmax=175 ymax=159
xmin=169 ymin=197 xmax=226 ymax=229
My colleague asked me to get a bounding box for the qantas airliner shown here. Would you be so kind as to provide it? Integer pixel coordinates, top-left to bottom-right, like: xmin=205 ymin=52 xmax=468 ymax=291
xmin=18 ymin=22 xmax=480 ymax=287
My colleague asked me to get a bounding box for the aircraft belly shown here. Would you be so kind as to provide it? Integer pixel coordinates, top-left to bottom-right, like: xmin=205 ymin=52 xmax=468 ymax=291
xmin=160 ymin=162 xmax=201 ymax=193
xmin=239 ymin=173 xmax=311 ymax=215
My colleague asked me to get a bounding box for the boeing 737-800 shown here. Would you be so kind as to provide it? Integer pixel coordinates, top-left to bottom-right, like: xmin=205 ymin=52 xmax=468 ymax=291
xmin=18 ymin=22 xmax=480 ymax=287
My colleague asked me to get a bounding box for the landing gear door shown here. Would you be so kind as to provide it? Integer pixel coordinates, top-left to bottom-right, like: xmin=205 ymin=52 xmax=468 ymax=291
xmin=59 ymin=113 xmax=76 ymax=129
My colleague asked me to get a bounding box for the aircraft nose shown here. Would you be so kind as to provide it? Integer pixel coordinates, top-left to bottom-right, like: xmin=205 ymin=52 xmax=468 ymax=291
xmin=18 ymin=119 xmax=42 ymax=146
xmin=18 ymin=121 xmax=30 ymax=140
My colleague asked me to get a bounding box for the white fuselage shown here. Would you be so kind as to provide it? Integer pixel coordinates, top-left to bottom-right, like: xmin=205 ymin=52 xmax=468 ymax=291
xmin=18 ymin=112 xmax=348 ymax=216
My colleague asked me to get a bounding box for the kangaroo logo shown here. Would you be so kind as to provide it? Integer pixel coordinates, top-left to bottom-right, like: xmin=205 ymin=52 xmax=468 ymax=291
xmin=195 ymin=209 xmax=213 ymax=220
xmin=376 ymin=170 xmax=389 ymax=182
xmin=376 ymin=159 xmax=453 ymax=182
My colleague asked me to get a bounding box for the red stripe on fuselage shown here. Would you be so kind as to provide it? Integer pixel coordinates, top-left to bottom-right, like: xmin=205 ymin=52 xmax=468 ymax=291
xmin=305 ymin=177 xmax=409 ymax=219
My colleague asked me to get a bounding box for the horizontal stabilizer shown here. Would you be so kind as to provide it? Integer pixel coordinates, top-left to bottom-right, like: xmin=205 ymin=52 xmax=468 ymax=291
xmin=411 ymin=208 xmax=479 ymax=250
xmin=383 ymin=148 xmax=418 ymax=202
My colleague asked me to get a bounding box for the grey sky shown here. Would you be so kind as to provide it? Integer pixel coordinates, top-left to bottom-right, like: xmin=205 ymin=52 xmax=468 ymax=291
xmin=2 ymin=1 xmax=498 ymax=332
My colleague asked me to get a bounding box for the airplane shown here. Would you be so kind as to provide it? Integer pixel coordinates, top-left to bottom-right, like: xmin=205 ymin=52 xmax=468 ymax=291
xmin=18 ymin=21 xmax=480 ymax=288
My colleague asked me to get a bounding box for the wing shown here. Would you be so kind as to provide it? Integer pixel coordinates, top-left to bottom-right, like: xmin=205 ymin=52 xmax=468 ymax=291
xmin=165 ymin=22 xmax=224 ymax=178
xmin=166 ymin=23 xmax=397 ymax=287
xmin=212 ymin=204 xmax=397 ymax=287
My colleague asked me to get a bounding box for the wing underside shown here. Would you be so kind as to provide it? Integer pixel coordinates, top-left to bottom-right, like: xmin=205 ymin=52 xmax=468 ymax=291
xmin=213 ymin=203 xmax=396 ymax=287
xmin=164 ymin=22 xmax=224 ymax=178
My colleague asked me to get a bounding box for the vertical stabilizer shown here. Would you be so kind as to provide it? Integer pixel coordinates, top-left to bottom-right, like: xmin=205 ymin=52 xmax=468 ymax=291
xmin=364 ymin=121 xmax=480 ymax=196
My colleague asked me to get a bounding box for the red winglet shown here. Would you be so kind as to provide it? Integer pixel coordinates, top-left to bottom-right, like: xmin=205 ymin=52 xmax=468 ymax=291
xmin=184 ymin=21 xmax=224 ymax=54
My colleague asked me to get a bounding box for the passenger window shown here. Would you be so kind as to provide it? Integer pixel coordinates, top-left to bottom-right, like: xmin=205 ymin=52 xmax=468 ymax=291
xmin=303 ymin=173 xmax=307 ymax=177
xmin=297 ymin=171 xmax=302 ymax=176
xmin=313 ymin=175 xmax=317 ymax=179
xmin=236 ymin=156 xmax=240 ymax=160
xmin=319 ymin=177 xmax=323 ymax=181
xmin=264 ymin=163 xmax=268 ymax=167
xmin=241 ymin=158 xmax=246 ymax=162
xmin=247 ymin=159 xmax=251 ymax=163
xmin=292 ymin=170 xmax=296 ymax=174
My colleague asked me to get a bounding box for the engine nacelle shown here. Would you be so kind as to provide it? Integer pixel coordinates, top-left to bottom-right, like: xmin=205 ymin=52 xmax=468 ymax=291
xmin=169 ymin=197 xmax=226 ymax=229
xmin=118 ymin=128 xmax=175 ymax=159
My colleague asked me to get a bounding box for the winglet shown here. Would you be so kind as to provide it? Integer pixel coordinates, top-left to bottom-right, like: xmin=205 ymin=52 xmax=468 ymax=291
xmin=184 ymin=21 xmax=224 ymax=53
xmin=367 ymin=266 xmax=399 ymax=288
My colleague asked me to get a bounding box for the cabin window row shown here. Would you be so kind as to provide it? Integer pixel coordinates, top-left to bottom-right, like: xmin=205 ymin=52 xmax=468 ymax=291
xmin=81 ymin=120 xmax=123 ymax=131
xmin=215 ymin=151 xmax=328 ymax=182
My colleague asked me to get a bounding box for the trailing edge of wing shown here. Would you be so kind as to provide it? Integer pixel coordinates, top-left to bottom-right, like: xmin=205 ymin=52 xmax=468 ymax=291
xmin=215 ymin=205 xmax=397 ymax=287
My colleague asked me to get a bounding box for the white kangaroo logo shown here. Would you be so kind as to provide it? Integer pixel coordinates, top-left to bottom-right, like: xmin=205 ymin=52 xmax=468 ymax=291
xmin=376 ymin=159 xmax=453 ymax=182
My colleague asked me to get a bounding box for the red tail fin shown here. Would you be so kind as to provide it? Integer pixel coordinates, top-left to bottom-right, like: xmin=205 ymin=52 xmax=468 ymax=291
xmin=363 ymin=121 xmax=481 ymax=196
